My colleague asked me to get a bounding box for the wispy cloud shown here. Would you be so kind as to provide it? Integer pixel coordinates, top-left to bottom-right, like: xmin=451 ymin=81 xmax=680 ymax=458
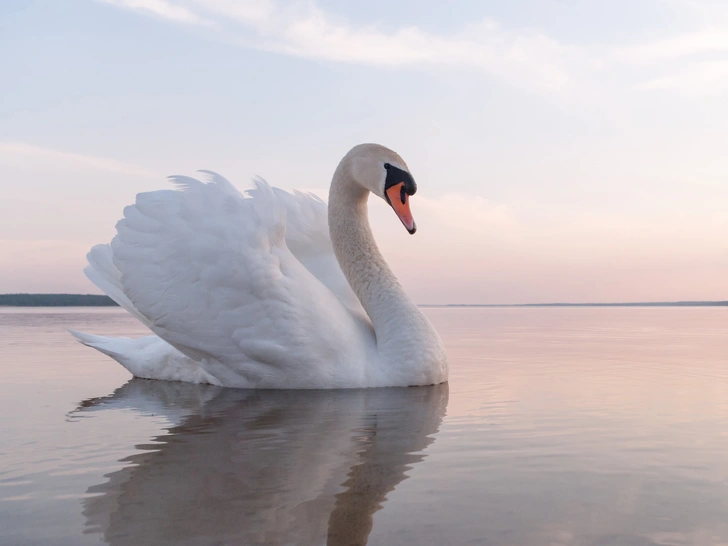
xmin=607 ymin=22 xmax=728 ymax=94
xmin=0 ymin=142 xmax=156 ymax=177
xmin=95 ymin=0 xmax=574 ymax=92
xmin=95 ymin=0 xmax=728 ymax=96
xmin=612 ymin=30 xmax=728 ymax=63
xmin=98 ymin=0 xmax=217 ymax=28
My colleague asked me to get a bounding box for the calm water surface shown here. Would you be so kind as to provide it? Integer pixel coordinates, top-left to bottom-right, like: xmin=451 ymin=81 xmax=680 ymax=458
xmin=1 ymin=307 xmax=728 ymax=545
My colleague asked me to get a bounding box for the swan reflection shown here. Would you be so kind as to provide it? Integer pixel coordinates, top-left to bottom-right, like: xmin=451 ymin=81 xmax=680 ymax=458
xmin=77 ymin=379 xmax=448 ymax=546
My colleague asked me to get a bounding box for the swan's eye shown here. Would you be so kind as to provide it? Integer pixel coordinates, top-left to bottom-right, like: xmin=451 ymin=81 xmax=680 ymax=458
xmin=383 ymin=163 xmax=417 ymax=197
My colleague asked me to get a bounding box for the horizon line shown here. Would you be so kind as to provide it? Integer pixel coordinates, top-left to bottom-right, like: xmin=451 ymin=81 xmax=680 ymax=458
xmin=0 ymin=294 xmax=726 ymax=308
xmin=421 ymin=301 xmax=728 ymax=308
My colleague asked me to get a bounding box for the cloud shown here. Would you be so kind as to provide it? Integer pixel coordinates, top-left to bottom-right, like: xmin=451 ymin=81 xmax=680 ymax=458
xmin=95 ymin=0 xmax=728 ymax=97
xmin=186 ymin=0 xmax=273 ymax=24
xmin=607 ymin=25 xmax=728 ymax=93
xmin=611 ymin=30 xmax=728 ymax=63
xmin=95 ymin=0 xmax=574 ymax=92
xmin=0 ymin=142 xmax=156 ymax=177
xmin=98 ymin=0 xmax=217 ymax=27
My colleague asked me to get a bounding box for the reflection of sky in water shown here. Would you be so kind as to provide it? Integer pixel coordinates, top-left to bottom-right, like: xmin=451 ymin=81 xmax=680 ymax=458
xmin=1 ymin=307 xmax=728 ymax=545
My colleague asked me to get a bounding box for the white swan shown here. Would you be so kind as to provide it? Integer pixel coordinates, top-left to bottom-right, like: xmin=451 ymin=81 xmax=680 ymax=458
xmin=71 ymin=143 xmax=448 ymax=389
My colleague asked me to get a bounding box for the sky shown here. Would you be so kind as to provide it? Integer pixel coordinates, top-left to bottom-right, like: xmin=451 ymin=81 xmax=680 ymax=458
xmin=0 ymin=0 xmax=726 ymax=304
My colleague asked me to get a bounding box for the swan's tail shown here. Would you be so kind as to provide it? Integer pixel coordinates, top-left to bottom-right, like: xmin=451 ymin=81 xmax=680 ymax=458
xmin=69 ymin=330 xmax=220 ymax=385
xmin=69 ymin=330 xmax=128 ymax=360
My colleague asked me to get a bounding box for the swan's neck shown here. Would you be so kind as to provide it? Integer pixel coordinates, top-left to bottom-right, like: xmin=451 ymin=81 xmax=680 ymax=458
xmin=328 ymin=165 xmax=427 ymax=362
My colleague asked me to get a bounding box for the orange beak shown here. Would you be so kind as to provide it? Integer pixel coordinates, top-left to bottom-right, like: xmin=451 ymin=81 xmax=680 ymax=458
xmin=386 ymin=182 xmax=416 ymax=234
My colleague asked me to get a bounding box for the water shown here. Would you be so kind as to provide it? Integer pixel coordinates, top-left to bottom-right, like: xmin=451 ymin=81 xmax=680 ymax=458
xmin=1 ymin=307 xmax=728 ymax=546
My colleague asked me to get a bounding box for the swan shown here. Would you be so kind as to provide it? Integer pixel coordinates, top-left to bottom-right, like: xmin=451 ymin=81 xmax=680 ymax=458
xmin=71 ymin=143 xmax=448 ymax=389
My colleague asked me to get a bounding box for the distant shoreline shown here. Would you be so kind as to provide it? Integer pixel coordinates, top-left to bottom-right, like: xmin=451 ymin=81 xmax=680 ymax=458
xmin=0 ymin=294 xmax=118 ymax=307
xmin=421 ymin=301 xmax=728 ymax=308
xmin=0 ymin=294 xmax=726 ymax=308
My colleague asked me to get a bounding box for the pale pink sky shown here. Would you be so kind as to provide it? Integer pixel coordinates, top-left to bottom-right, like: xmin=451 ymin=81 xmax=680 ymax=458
xmin=1 ymin=0 xmax=727 ymax=304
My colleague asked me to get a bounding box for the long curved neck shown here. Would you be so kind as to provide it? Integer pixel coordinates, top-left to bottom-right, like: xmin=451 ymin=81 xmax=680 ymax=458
xmin=328 ymin=162 xmax=423 ymax=359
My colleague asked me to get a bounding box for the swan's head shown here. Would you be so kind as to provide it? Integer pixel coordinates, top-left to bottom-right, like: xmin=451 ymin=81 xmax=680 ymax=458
xmin=347 ymin=144 xmax=418 ymax=234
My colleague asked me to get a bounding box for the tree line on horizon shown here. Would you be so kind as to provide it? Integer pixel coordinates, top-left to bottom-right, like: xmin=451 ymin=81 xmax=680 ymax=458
xmin=0 ymin=294 xmax=118 ymax=306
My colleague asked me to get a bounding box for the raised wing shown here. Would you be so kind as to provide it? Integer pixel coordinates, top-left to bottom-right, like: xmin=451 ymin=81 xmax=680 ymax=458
xmin=101 ymin=173 xmax=373 ymax=388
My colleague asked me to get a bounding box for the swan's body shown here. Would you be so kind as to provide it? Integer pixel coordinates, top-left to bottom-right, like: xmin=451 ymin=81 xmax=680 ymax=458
xmin=72 ymin=144 xmax=448 ymax=389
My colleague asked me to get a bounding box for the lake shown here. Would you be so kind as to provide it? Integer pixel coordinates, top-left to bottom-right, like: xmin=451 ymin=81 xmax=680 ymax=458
xmin=1 ymin=307 xmax=727 ymax=545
